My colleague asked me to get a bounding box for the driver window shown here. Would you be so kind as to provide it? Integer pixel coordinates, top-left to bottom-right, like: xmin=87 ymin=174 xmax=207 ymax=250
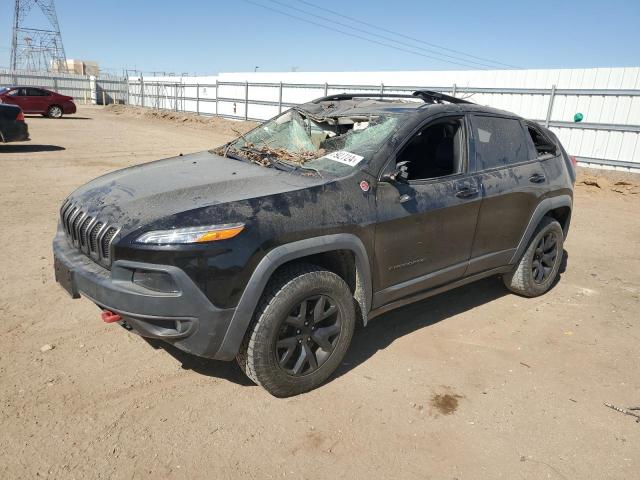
xmin=396 ymin=118 xmax=465 ymax=181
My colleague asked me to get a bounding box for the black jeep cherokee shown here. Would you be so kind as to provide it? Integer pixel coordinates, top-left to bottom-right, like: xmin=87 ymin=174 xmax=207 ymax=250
xmin=53 ymin=91 xmax=575 ymax=397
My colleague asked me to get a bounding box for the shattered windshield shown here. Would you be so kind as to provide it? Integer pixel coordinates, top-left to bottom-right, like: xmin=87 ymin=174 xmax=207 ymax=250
xmin=213 ymin=109 xmax=401 ymax=175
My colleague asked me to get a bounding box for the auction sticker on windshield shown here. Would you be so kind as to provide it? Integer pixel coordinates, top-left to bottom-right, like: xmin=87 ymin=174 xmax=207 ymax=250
xmin=322 ymin=150 xmax=364 ymax=167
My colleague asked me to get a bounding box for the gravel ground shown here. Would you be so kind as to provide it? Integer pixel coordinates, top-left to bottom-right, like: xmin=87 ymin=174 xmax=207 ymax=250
xmin=1 ymin=106 xmax=639 ymax=479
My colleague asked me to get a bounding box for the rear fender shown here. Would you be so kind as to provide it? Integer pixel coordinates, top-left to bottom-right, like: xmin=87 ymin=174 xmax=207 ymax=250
xmin=510 ymin=195 xmax=572 ymax=264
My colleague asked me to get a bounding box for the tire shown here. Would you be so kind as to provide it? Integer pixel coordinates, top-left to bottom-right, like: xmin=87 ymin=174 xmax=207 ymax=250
xmin=47 ymin=105 xmax=63 ymax=119
xmin=237 ymin=263 xmax=355 ymax=397
xmin=503 ymin=216 xmax=564 ymax=297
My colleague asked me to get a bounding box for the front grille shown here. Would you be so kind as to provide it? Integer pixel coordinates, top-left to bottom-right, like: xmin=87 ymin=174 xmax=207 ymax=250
xmin=59 ymin=200 xmax=120 ymax=268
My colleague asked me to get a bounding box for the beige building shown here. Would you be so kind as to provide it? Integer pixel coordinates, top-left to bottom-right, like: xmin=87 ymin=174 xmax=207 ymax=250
xmin=55 ymin=59 xmax=100 ymax=76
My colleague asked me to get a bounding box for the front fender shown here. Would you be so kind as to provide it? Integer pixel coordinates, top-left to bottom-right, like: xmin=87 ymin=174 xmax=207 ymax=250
xmin=213 ymin=233 xmax=372 ymax=360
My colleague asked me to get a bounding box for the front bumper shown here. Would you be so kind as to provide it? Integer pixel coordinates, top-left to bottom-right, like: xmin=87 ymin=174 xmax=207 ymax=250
xmin=64 ymin=103 xmax=77 ymax=114
xmin=53 ymin=230 xmax=235 ymax=359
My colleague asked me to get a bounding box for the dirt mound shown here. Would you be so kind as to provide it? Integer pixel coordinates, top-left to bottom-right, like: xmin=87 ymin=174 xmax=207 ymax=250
xmin=576 ymin=168 xmax=640 ymax=196
xmin=105 ymin=104 xmax=259 ymax=137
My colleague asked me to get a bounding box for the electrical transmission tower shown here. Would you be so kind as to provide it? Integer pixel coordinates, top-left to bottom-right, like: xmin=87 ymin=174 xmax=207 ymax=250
xmin=10 ymin=0 xmax=68 ymax=72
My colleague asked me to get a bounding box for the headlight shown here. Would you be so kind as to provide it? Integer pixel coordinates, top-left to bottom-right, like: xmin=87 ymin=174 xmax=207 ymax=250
xmin=135 ymin=223 xmax=244 ymax=245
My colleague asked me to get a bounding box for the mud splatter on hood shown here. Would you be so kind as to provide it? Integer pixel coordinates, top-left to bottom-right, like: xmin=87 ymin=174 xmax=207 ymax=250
xmin=65 ymin=150 xmax=325 ymax=233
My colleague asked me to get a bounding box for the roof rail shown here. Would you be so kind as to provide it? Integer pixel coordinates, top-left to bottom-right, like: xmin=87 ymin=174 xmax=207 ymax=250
xmin=311 ymin=91 xmax=472 ymax=105
xmin=311 ymin=93 xmax=417 ymax=103
xmin=412 ymin=90 xmax=473 ymax=104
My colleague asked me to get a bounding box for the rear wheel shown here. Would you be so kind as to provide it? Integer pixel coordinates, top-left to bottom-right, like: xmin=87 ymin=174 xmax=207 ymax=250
xmin=47 ymin=105 xmax=63 ymax=119
xmin=503 ymin=216 xmax=564 ymax=297
xmin=237 ymin=264 xmax=355 ymax=397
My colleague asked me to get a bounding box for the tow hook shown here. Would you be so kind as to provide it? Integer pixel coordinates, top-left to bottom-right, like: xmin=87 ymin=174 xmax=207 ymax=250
xmin=101 ymin=310 xmax=122 ymax=323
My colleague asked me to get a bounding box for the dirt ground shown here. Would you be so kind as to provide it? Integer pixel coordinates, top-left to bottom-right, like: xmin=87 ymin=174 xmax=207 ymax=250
xmin=1 ymin=106 xmax=639 ymax=479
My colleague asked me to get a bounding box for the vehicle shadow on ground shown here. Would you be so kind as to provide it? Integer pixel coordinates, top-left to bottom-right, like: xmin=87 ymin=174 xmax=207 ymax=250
xmin=334 ymin=276 xmax=509 ymax=380
xmin=335 ymin=249 xmax=569 ymax=380
xmin=141 ymin=250 xmax=569 ymax=390
xmin=0 ymin=144 xmax=65 ymax=153
xmin=142 ymin=338 xmax=254 ymax=387
xmin=26 ymin=116 xmax=93 ymax=120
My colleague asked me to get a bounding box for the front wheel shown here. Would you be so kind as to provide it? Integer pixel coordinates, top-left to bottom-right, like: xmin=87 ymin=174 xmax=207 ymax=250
xmin=47 ymin=105 xmax=63 ymax=119
xmin=503 ymin=216 xmax=564 ymax=297
xmin=237 ymin=264 xmax=355 ymax=397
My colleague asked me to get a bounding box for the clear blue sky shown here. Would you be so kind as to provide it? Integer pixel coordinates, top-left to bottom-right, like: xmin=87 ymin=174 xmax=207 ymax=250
xmin=1 ymin=0 xmax=639 ymax=74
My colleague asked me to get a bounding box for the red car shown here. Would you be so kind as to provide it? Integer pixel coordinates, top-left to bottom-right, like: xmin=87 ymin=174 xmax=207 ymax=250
xmin=0 ymin=86 xmax=76 ymax=118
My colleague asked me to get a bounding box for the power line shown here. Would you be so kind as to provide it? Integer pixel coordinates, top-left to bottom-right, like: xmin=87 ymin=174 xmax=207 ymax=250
xmin=297 ymin=0 xmax=519 ymax=69
xmin=267 ymin=0 xmax=500 ymax=70
xmin=241 ymin=0 xmax=490 ymax=69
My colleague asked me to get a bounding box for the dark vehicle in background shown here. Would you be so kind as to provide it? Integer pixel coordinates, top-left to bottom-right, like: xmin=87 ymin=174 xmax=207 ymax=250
xmin=0 ymin=104 xmax=29 ymax=142
xmin=0 ymin=86 xmax=76 ymax=118
xmin=53 ymin=91 xmax=576 ymax=397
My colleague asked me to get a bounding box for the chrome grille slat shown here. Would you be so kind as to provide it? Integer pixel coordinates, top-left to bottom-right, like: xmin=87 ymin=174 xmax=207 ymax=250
xmin=96 ymin=224 xmax=112 ymax=259
xmin=79 ymin=216 xmax=94 ymax=252
xmin=59 ymin=200 xmax=119 ymax=268
xmin=100 ymin=227 xmax=119 ymax=261
xmin=89 ymin=221 xmax=105 ymax=254
xmin=60 ymin=201 xmax=72 ymax=221
xmin=63 ymin=205 xmax=77 ymax=235
xmin=71 ymin=211 xmax=86 ymax=246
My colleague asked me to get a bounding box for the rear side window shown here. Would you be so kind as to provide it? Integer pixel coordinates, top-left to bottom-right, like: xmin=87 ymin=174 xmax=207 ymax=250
xmin=27 ymin=88 xmax=48 ymax=96
xmin=526 ymin=123 xmax=558 ymax=157
xmin=472 ymin=116 xmax=529 ymax=170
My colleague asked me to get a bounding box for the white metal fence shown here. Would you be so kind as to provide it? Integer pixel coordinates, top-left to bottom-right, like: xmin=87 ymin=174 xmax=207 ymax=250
xmin=2 ymin=68 xmax=639 ymax=171
xmin=127 ymin=77 xmax=640 ymax=171
xmin=0 ymin=68 xmax=127 ymax=104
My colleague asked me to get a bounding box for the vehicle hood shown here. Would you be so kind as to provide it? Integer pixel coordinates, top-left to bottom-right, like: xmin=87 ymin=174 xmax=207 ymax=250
xmin=65 ymin=150 xmax=326 ymax=233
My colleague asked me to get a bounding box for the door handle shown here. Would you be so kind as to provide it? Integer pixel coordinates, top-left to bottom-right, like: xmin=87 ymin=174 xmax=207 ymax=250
xmin=455 ymin=187 xmax=479 ymax=199
xmin=399 ymin=192 xmax=414 ymax=203
xmin=529 ymin=173 xmax=546 ymax=183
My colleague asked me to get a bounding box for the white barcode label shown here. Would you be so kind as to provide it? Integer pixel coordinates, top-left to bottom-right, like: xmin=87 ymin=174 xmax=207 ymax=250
xmin=322 ymin=150 xmax=364 ymax=166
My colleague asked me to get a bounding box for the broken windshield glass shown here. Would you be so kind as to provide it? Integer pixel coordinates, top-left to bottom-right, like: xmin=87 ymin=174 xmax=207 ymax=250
xmin=212 ymin=109 xmax=401 ymax=175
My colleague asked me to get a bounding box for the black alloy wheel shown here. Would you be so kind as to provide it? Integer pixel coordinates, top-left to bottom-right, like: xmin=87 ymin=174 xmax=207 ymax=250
xmin=275 ymin=295 xmax=342 ymax=376
xmin=532 ymin=231 xmax=558 ymax=284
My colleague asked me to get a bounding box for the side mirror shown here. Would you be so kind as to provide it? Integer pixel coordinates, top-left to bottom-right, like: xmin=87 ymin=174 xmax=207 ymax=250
xmin=381 ymin=161 xmax=410 ymax=183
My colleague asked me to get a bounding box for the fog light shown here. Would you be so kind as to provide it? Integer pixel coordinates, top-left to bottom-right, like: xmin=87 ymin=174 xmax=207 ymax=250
xmin=132 ymin=270 xmax=178 ymax=293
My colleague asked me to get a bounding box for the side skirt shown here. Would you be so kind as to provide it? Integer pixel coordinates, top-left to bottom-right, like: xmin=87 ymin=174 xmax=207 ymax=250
xmin=367 ymin=265 xmax=512 ymax=321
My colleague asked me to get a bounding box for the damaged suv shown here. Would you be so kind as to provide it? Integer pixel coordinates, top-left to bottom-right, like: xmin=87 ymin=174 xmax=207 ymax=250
xmin=53 ymin=91 xmax=575 ymax=397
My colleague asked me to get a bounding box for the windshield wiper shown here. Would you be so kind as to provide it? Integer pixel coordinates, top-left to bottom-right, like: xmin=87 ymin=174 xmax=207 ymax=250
xmin=287 ymin=162 xmax=323 ymax=177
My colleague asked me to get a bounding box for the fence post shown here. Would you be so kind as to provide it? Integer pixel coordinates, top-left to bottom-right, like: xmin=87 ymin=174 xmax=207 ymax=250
xmin=215 ymin=80 xmax=219 ymax=117
xmin=175 ymin=82 xmax=179 ymax=112
xmin=380 ymin=83 xmax=384 ymax=95
xmin=545 ymin=84 xmax=556 ymax=128
xmin=452 ymin=83 xmax=457 ymax=97
xmin=53 ymin=77 xmax=59 ymax=93
xmin=196 ymin=83 xmax=200 ymax=115
xmin=140 ymin=76 xmax=145 ymax=108
xmin=125 ymin=77 xmax=129 ymax=105
xmin=102 ymin=90 xmax=106 ymax=106
xmin=244 ymin=80 xmax=249 ymax=120
xmin=324 ymin=82 xmax=328 ymax=97
xmin=278 ymin=81 xmax=283 ymax=113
